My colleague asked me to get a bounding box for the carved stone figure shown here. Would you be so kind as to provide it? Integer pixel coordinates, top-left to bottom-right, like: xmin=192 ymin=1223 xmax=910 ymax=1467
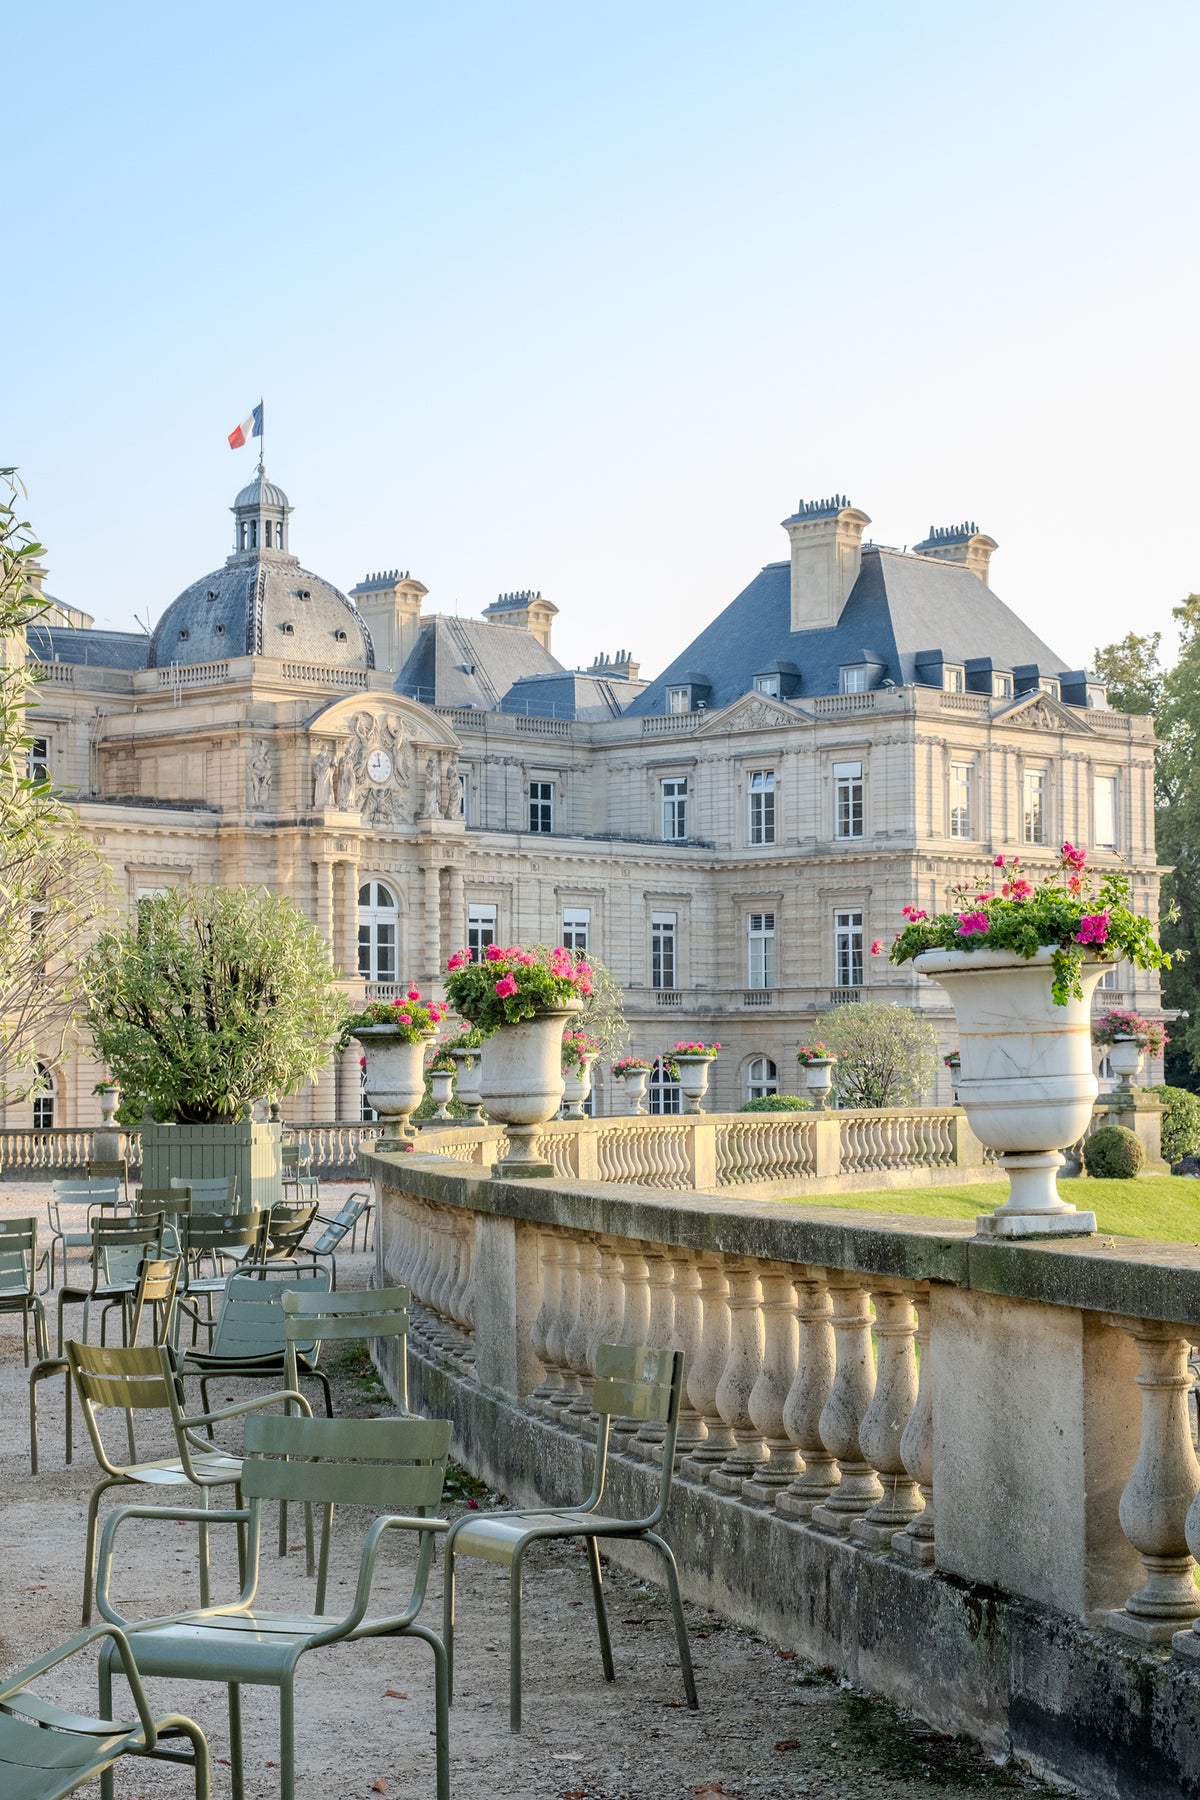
xmin=248 ymin=739 xmax=271 ymax=809
xmin=443 ymin=754 xmax=464 ymax=820
xmin=422 ymin=753 xmax=442 ymax=818
xmin=312 ymin=741 xmax=335 ymax=808
xmin=334 ymin=746 xmax=358 ymax=810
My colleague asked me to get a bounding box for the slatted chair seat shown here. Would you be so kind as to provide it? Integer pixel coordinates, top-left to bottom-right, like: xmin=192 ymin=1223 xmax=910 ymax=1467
xmin=94 ymin=1413 xmax=453 ymax=1800
xmin=444 ymin=1342 xmax=697 ymax=1731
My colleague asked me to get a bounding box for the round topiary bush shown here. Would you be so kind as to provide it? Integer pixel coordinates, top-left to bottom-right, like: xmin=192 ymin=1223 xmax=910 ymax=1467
xmin=1150 ymin=1085 xmax=1200 ymax=1167
xmin=738 ymin=1094 xmax=814 ymax=1113
xmin=1083 ymin=1124 xmax=1145 ymax=1180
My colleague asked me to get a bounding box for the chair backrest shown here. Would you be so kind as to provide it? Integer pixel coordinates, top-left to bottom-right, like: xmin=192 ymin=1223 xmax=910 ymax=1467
xmin=265 ymin=1201 xmax=319 ymax=1258
xmin=282 ymin=1284 xmax=409 ymax=1396
xmin=92 ymin=1212 xmax=164 ymax=1288
xmin=137 ymin=1187 xmax=191 ymax=1211
xmin=52 ymin=1180 xmax=121 ymax=1202
xmin=208 ymin=1266 xmax=332 ymax=1361
xmin=66 ymin=1340 xmax=184 ymax=1475
xmin=0 ymin=1217 xmax=38 ymax=1297
xmin=49 ymin=1181 xmax=120 ymax=1227
xmin=180 ymin=1210 xmax=266 ymax=1260
xmin=127 ymin=1255 xmax=182 ymax=1343
xmin=241 ymin=1412 xmax=450 ymax=1510
xmin=591 ymin=1344 xmax=684 ymax=1521
xmin=311 ymin=1196 xmax=368 ymax=1255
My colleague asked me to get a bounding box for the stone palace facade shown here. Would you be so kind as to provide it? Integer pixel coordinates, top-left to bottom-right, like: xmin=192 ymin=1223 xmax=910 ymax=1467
xmin=11 ymin=473 xmax=1163 ymax=1126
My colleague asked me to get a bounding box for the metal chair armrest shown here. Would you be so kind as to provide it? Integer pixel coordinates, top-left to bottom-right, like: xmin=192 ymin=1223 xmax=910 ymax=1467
xmin=0 ymin=1623 xmax=161 ymax=1749
xmin=310 ymin=1513 xmax=450 ymax=1647
xmin=95 ymin=1503 xmax=253 ymax=1625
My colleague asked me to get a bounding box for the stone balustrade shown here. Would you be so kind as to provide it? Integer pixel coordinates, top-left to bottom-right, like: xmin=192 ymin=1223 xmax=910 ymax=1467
xmin=364 ymin=1144 xmax=1200 ymax=1796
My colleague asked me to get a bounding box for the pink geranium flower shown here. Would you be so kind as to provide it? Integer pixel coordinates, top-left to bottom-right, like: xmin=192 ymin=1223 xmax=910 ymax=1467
xmin=994 ymin=855 xmax=1005 ymax=868
xmin=446 ymin=950 xmax=468 ymax=971
xmin=957 ymin=912 xmax=989 ymax=936
xmin=406 ymin=986 xmax=422 ymax=1001
xmin=1075 ymin=911 xmax=1110 ymax=946
xmin=1061 ymin=841 xmax=1087 ymax=872
xmin=870 ymin=940 xmax=883 ymax=955
xmin=494 ymin=973 xmax=518 ymax=998
xmin=902 ymin=905 xmax=927 ymax=921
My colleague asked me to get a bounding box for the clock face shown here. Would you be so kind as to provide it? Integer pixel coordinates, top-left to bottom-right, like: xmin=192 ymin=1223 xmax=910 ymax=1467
xmin=366 ymin=749 xmax=393 ymax=785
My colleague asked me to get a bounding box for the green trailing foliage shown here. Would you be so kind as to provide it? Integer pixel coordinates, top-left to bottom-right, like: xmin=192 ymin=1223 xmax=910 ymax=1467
xmin=1083 ymin=1125 xmax=1145 ymax=1180
xmin=83 ymin=884 xmax=346 ymax=1123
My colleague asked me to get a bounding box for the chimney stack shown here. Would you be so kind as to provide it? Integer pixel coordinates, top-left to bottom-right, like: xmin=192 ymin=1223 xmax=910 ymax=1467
xmin=349 ymin=569 xmax=428 ymax=672
xmin=781 ymin=496 xmax=871 ymax=633
xmin=912 ymin=522 xmax=998 ymax=587
xmin=589 ymin=648 xmax=640 ymax=682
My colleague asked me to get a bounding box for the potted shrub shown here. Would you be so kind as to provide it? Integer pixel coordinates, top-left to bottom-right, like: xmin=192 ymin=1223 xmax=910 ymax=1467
xmin=1093 ymin=1008 xmax=1169 ymax=1093
xmin=444 ymin=943 xmax=590 ymax=1174
xmin=344 ymin=988 xmax=448 ymax=1147
xmin=560 ymin=1030 xmax=600 ymax=1119
xmin=795 ymin=1042 xmax=837 ymax=1109
xmin=611 ymin=1056 xmax=652 ymax=1116
xmin=668 ymin=1041 xmax=720 ymax=1115
xmin=888 ymin=846 xmax=1168 ymax=1236
xmin=83 ymin=885 xmax=346 ymax=1209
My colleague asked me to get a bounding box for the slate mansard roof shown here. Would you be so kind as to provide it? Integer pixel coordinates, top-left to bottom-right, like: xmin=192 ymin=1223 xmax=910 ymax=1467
xmin=147 ymin=552 xmax=373 ymax=670
xmin=627 ymin=547 xmax=1070 ymax=716
xmin=394 ymin=615 xmax=564 ymax=710
xmin=27 ymin=624 xmax=152 ymax=671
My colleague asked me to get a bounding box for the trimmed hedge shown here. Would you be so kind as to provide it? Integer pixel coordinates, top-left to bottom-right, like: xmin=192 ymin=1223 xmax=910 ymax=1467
xmin=1083 ymin=1124 xmax=1145 ymax=1180
xmin=1150 ymin=1085 xmax=1200 ymax=1167
xmin=738 ymin=1094 xmax=814 ymax=1113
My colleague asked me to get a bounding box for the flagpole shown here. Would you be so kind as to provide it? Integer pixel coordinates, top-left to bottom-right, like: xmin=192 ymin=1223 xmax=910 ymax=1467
xmin=258 ymin=396 xmax=265 ymax=475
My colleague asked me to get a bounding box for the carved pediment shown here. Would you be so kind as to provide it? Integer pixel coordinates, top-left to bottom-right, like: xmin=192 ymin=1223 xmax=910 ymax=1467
xmin=995 ymin=691 xmax=1097 ymax=735
xmin=695 ymin=693 xmax=805 ymax=736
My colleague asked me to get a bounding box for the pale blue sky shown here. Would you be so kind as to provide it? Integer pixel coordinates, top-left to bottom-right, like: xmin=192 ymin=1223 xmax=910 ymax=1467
xmin=9 ymin=1 xmax=1199 ymax=677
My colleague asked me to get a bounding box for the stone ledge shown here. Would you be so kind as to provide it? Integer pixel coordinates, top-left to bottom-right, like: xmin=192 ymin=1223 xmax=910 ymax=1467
xmin=379 ymin=1329 xmax=1200 ymax=1800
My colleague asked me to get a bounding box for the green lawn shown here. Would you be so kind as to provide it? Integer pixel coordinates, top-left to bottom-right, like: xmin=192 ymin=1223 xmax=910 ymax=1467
xmin=785 ymin=1176 xmax=1200 ymax=1244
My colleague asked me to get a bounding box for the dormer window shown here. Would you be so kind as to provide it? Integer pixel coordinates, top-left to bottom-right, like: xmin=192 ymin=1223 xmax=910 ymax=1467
xmin=207 ymin=589 xmax=219 ymax=602
xmin=942 ymin=664 xmax=965 ymax=693
xmin=992 ymin=671 xmax=1014 ymax=698
xmin=1039 ymin=677 xmax=1061 ymax=700
xmin=1086 ymin=683 xmax=1108 ymax=709
xmin=840 ymin=665 xmax=869 ymax=694
xmin=667 ymin=686 xmax=691 ymax=714
xmin=754 ymin=674 xmax=781 ymax=698
xmin=215 ymin=623 xmax=226 ymax=636
xmin=298 ymin=589 xmax=311 ymax=602
xmin=178 ymin=628 xmax=189 ymax=641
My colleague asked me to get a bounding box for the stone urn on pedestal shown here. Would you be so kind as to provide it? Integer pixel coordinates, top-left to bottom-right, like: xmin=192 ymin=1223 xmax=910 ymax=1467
xmin=427 ymin=1066 xmax=455 ymax=1123
xmin=913 ymin=946 xmax=1107 ymax=1238
xmin=613 ymin=1063 xmax=650 ymax=1115
xmin=673 ymin=1053 xmax=717 ymax=1116
xmin=93 ymin=1083 xmax=122 ymax=1162
xmin=352 ymin=1028 xmax=435 ymax=1150
xmin=449 ymin=1048 xmax=486 ymax=1124
xmin=479 ymin=1002 xmax=583 ymax=1175
xmin=1106 ymin=1035 xmax=1144 ymax=1093
xmin=799 ymin=1056 xmax=836 ymax=1111
xmin=560 ymin=1054 xmax=597 ymax=1120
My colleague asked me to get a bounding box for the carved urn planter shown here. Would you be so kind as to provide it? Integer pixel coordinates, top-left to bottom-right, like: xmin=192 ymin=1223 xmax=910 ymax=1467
xmin=800 ymin=1057 xmax=836 ymax=1110
xmin=618 ymin=1068 xmax=650 ymax=1116
xmin=449 ymin=1048 xmax=486 ymax=1125
xmin=352 ymin=1028 xmax=434 ymax=1148
xmin=560 ymin=1055 xmax=597 ymax=1120
xmin=427 ymin=1068 xmax=455 ymax=1122
xmin=479 ymin=1002 xmax=582 ymax=1176
xmin=913 ymin=946 xmax=1106 ymax=1238
xmin=674 ymin=1055 xmax=714 ymax=1116
xmin=1107 ymin=1035 xmax=1144 ymax=1093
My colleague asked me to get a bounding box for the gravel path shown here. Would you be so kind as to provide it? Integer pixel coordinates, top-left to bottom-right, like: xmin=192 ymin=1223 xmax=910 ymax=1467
xmin=0 ymin=1181 xmax=1050 ymax=1800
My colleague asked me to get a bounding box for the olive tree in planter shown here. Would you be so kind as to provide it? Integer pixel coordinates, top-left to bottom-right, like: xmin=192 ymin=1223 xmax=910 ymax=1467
xmin=83 ymin=885 xmax=346 ymax=1209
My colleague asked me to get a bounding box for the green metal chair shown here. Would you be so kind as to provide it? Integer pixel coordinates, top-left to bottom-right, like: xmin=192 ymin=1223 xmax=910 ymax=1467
xmin=0 ymin=1623 xmax=210 ymax=1800
xmin=56 ymin=1213 xmax=165 ymax=1354
xmin=173 ymin=1211 xmax=269 ymax=1345
xmin=45 ymin=1181 xmax=121 ymax=1289
xmin=0 ymin=1217 xmax=49 ymax=1366
xmin=68 ymin=1338 xmax=311 ymax=1624
xmin=281 ymin=1141 xmax=318 ymax=1204
xmin=172 ymin=1174 xmax=238 ymax=1212
xmin=134 ymin=1189 xmax=192 ymax=1254
xmin=294 ymin=1195 xmax=370 ymax=1289
xmin=262 ymin=1200 xmax=320 ymax=1263
xmin=94 ymin=1413 xmax=453 ymax=1800
xmin=181 ymin=1267 xmax=334 ymax=1419
xmin=443 ymin=1343 xmax=697 ymax=1730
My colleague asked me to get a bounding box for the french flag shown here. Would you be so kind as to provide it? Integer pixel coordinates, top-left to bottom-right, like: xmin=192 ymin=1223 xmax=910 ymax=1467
xmin=228 ymin=402 xmax=263 ymax=449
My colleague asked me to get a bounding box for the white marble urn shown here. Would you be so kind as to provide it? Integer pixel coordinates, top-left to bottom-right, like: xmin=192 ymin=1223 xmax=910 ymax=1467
xmin=352 ymin=1028 xmax=434 ymax=1146
xmin=560 ymin=1054 xmax=597 ymax=1119
xmin=800 ymin=1056 xmax=836 ymax=1109
xmin=428 ymin=1067 xmax=455 ymax=1121
xmin=617 ymin=1067 xmax=650 ymax=1116
xmin=449 ymin=1048 xmax=486 ymax=1124
xmin=479 ymin=1002 xmax=583 ymax=1175
xmin=1106 ymin=1035 xmax=1144 ymax=1092
xmin=913 ymin=946 xmax=1107 ymax=1238
xmin=674 ymin=1054 xmax=715 ymax=1115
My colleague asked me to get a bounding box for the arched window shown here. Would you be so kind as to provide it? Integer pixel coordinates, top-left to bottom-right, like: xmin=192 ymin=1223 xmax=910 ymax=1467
xmin=648 ymin=1057 xmax=681 ymax=1116
xmin=746 ymin=1056 xmax=778 ymax=1101
xmin=32 ymin=1062 xmax=55 ymax=1129
xmin=358 ymin=880 xmax=399 ymax=985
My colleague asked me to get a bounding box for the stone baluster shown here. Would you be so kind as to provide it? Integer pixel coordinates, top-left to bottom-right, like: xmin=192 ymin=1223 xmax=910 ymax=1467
xmin=609 ymin=1244 xmax=651 ymax=1451
xmin=582 ymin=1238 xmax=626 ymax=1440
xmin=566 ymin=1239 xmax=604 ymax=1424
xmin=810 ymin=1278 xmax=883 ymax=1533
xmin=633 ymin=1246 xmax=676 ymax=1455
xmin=659 ymin=1250 xmax=707 ymax=1461
xmin=709 ymin=1259 xmax=768 ymax=1494
xmin=776 ymin=1266 xmax=839 ymax=1520
xmin=892 ymin=1283 xmax=935 ymax=1563
xmin=530 ymin=1231 xmax=565 ymax=1409
xmin=443 ymin=1213 xmax=474 ymax=1371
xmin=681 ymin=1255 xmax=737 ymax=1479
xmin=851 ymin=1284 xmax=923 ymax=1547
xmin=545 ymin=1239 xmax=582 ymax=1414
xmin=1098 ymin=1322 xmax=1200 ymax=1644
xmin=741 ymin=1262 xmax=801 ymax=1503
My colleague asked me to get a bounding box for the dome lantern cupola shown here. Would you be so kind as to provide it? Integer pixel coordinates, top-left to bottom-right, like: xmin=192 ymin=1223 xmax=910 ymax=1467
xmin=231 ymin=460 xmax=292 ymax=555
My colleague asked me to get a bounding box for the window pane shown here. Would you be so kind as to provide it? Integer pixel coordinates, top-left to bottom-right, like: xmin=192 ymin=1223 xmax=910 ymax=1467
xmin=468 ymin=904 xmax=497 ymax=959
xmin=1094 ymin=775 xmax=1117 ymax=849
xmin=1023 ymin=771 xmax=1045 ymax=844
xmin=835 ymin=765 xmax=863 ymax=839
xmin=562 ymin=907 xmax=590 ymax=951
xmin=950 ymin=761 xmax=972 ymax=839
xmin=648 ymin=1058 xmax=682 ymax=1114
xmin=651 ymin=913 xmax=677 ymax=989
xmin=528 ymin=782 xmax=553 ymax=833
xmin=749 ymin=770 xmax=776 ymax=845
xmin=834 ymin=909 xmax=864 ymax=987
xmin=747 ymin=1056 xmax=778 ymax=1100
xmin=661 ymin=777 xmax=688 ymax=841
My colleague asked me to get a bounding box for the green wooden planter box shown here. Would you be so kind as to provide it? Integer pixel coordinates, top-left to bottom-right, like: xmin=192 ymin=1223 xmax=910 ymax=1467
xmin=139 ymin=1121 xmax=283 ymax=1212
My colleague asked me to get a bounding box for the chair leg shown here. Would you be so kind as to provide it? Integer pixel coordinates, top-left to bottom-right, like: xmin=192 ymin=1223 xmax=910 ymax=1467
xmin=509 ymin=1550 xmax=525 ymax=1733
xmin=99 ymin=1648 xmax=115 ymax=1800
xmin=179 ymin=1715 xmax=213 ymax=1800
xmin=64 ymin=1363 xmax=73 ymax=1463
xmin=198 ymin=1487 xmax=211 ymax=1609
xmin=34 ymin=1297 xmax=48 ymax=1361
xmin=28 ymin=1370 xmax=39 ymax=1475
xmin=280 ymin=1677 xmax=296 ymax=1800
xmin=21 ymin=1304 xmax=29 ymax=1367
xmin=643 ymin=1530 xmax=698 ymax=1710
xmin=409 ymin=1622 xmax=451 ymax=1800
xmin=314 ymin=1369 xmax=333 ymax=1417
xmin=228 ymin=1682 xmax=244 ymax=1800
xmin=83 ymin=1477 xmax=119 ymax=1623
xmin=56 ymin=1291 xmax=66 ymax=1356
xmin=586 ymin=1537 xmax=615 ymax=1681
xmin=315 ymin=1505 xmax=333 ymax=1612
xmin=443 ymin=1540 xmax=456 ymax=1702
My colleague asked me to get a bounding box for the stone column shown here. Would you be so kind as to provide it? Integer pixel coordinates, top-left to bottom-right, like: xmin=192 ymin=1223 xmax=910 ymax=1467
xmin=584 ymin=1238 xmax=627 ymax=1440
xmin=709 ymin=1260 xmax=768 ymax=1493
xmin=566 ymin=1238 xmax=604 ymax=1425
xmin=422 ymin=861 xmax=442 ymax=983
xmin=446 ymin=864 xmax=466 ymax=963
xmin=776 ymin=1267 xmax=839 ymax=1520
xmin=851 ymin=1285 xmax=923 ymax=1549
xmin=681 ymin=1255 xmax=737 ymax=1480
xmin=892 ymin=1282 xmax=935 ymax=1564
xmin=545 ymin=1239 xmax=582 ymax=1413
xmin=810 ymin=1279 xmax=883 ymax=1533
xmin=530 ymin=1230 xmax=565 ymax=1409
xmin=741 ymin=1263 xmax=801 ymax=1503
xmin=610 ymin=1246 xmax=651 ymax=1451
xmin=335 ymin=1045 xmax=360 ymax=1122
xmin=339 ymin=858 xmax=360 ymax=978
xmin=1099 ymin=1322 xmax=1200 ymax=1643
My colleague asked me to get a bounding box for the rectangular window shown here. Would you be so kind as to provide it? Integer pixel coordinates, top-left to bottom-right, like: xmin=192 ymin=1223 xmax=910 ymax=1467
xmin=561 ymin=907 xmax=590 ymax=952
xmin=753 ymin=674 xmax=780 ymax=697
xmin=1023 ymin=770 xmax=1046 ymax=844
xmin=29 ymin=736 xmax=50 ymax=782
xmin=651 ymin=912 xmax=677 ymax=990
xmin=467 ymin=903 xmax=497 ymax=961
xmin=949 ymin=761 xmax=972 ymax=839
xmin=943 ymin=665 xmax=965 ymax=693
xmin=1094 ymin=774 xmax=1117 ymax=850
xmin=666 ymin=687 xmax=690 ymax=715
xmin=747 ymin=912 xmax=776 ymax=989
xmin=834 ymin=909 xmax=864 ymax=989
xmin=834 ymin=761 xmax=863 ymax=839
xmin=840 ymin=666 xmax=868 ymax=693
xmin=1039 ymin=677 xmax=1061 ymax=699
xmin=748 ymin=769 xmax=776 ymax=845
xmin=528 ymin=781 xmax=553 ymax=833
xmin=661 ymin=776 xmax=688 ymax=841
xmin=993 ymin=671 xmax=1014 ymax=699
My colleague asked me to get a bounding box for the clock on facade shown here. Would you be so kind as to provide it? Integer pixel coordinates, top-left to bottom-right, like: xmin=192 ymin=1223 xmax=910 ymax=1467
xmin=366 ymin=749 xmax=393 ymax=785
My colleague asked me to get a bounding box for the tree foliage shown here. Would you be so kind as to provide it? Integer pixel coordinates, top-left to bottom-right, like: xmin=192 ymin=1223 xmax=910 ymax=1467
xmin=0 ymin=469 xmax=109 ymax=1100
xmin=820 ymin=1002 xmax=938 ymax=1109
xmin=82 ymin=885 xmax=347 ymax=1122
xmin=1092 ymin=632 xmax=1164 ymax=717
